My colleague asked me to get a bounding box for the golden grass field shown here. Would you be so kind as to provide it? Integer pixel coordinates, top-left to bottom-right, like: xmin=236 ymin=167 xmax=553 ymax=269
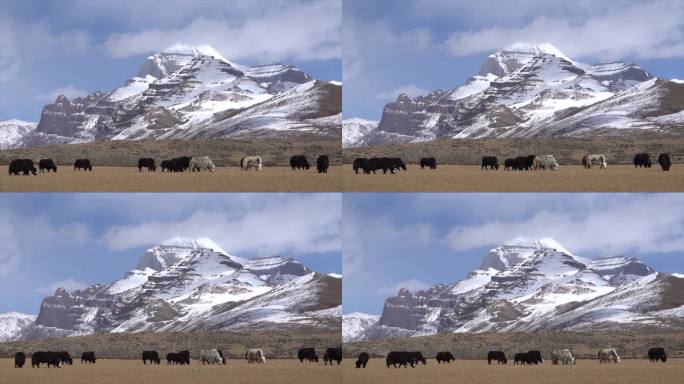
xmin=0 ymin=358 xmax=342 ymax=384
xmin=0 ymin=166 xmax=342 ymax=192
xmin=341 ymin=358 xmax=684 ymax=384
xmin=342 ymin=164 xmax=684 ymax=192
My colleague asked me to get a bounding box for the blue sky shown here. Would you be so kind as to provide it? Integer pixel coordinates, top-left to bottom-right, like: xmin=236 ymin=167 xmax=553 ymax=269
xmin=343 ymin=193 xmax=684 ymax=315
xmin=0 ymin=0 xmax=341 ymax=122
xmin=0 ymin=193 xmax=341 ymax=314
xmin=343 ymin=0 xmax=684 ymax=120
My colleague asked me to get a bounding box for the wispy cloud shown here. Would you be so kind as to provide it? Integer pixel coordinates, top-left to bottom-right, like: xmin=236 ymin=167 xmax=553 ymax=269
xmin=102 ymin=1 xmax=341 ymax=63
xmin=378 ymin=278 xmax=432 ymax=294
xmin=34 ymin=278 xmax=89 ymax=295
xmin=102 ymin=195 xmax=341 ymax=256
xmin=34 ymin=86 xmax=90 ymax=102
xmin=445 ymin=196 xmax=684 ymax=255
xmin=377 ymin=84 xmax=431 ymax=101
xmin=445 ymin=1 xmax=684 ymax=60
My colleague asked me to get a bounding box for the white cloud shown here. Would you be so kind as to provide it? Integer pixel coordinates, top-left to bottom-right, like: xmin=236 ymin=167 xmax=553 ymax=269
xmin=102 ymin=1 xmax=341 ymax=63
xmin=445 ymin=1 xmax=684 ymax=61
xmin=34 ymin=278 xmax=89 ymax=295
xmin=343 ymin=19 xmax=434 ymax=81
xmin=102 ymin=195 xmax=341 ymax=256
xmin=35 ymin=86 xmax=90 ymax=102
xmin=0 ymin=216 xmax=20 ymax=277
xmin=379 ymin=278 xmax=431 ymax=294
xmin=377 ymin=84 xmax=431 ymax=100
xmin=445 ymin=196 xmax=684 ymax=256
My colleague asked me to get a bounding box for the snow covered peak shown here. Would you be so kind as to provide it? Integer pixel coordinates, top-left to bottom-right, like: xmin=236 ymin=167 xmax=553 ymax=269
xmin=504 ymin=42 xmax=572 ymax=62
xmin=0 ymin=312 xmax=36 ymax=342
xmin=0 ymin=119 xmax=37 ymax=149
xmin=159 ymin=237 xmax=228 ymax=254
xmin=480 ymin=238 xmax=572 ymax=271
xmin=343 ymin=117 xmax=379 ymax=148
xmin=163 ymin=44 xmax=226 ymax=60
xmin=136 ymin=237 xmax=230 ymax=271
xmin=343 ymin=312 xmax=380 ymax=343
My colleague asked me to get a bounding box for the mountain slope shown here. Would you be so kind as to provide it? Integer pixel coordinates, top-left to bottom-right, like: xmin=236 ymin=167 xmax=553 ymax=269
xmin=0 ymin=120 xmax=37 ymax=150
xmin=351 ymin=43 xmax=682 ymax=147
xmin=0 ymin=312 xmax=36 ymax=342
xmin=16 ymin=237 xmax=340 ymax=341
xmin=342 ymin=312 xmax=379 ymax=342
xmin=8 ymin=45 xmax=340 ymax=149
xmin=350 ymin=238 xmax=683 ymax=341
xmin=343 ymin=118 xmax=378 ymax=148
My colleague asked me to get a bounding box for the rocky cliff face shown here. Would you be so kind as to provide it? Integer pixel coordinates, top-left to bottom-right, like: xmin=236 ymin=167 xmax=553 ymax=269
xmin=17 ymin=237 xmax=341 ymax=340
xmin=350 ymin=238 xmax=683 ymax=341
xmin=8 ymin=45 xmax=340 ymax=149
xmin=351 ymin=43 xmax=683 ymax=147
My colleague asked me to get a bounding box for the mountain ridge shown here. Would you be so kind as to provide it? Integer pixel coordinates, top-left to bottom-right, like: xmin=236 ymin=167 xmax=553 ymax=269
xmin=8 ymin=237 xmax=340 ymax=341
xmin=3 ymin=45 xmax=341 ymax=149
xmin=346 ymin=238 xmax=683 ymax=341
xmin=349 ymin=43 xmax=683 ymax=147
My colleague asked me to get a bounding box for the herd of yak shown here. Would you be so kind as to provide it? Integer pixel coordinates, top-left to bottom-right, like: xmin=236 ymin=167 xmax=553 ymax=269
xmin=352 ymin=153 xmax=673 ymax=174
xmin=6 ymin=155 xmax=331 ymax=175
xmin=11 ymin=347 xmax=341 ymax=368
xmin=12 ymin=347 xmax=669 ymax=369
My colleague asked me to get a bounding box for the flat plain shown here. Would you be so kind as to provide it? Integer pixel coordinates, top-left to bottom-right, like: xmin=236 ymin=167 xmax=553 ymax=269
xmin=342 ymin=164 xmax=683 ymax=192
xmin=0 ymin=166 xmax=342 ymax=192
xmin=0 ymin=358 xmax=341 ymax=384
xmin=342 ymin=358 xmax=683 ymax=384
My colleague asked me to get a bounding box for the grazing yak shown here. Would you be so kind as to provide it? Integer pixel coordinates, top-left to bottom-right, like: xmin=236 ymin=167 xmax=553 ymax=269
xmin=514 ymin=351 xmax=541 ymax=365
xmin=317 ymin=155 xmax=330 ymax=173
xmin=58 ymin=351 xmax=73 ymax=365
xmin=386 ymin=351 xmax=414 ymax=368
xmin=505 ymin=156 xmax=535 ymax=171
xmin=15 ymin=352 xmax=26 ymax=368
xmin=298 ymin=347 xmax=319 ymax=363
xmin=240 ymin=156 xmax=263 ymax=171
xmin=658 ymin=153 xmax=671 ymax=171
xmin=290 ymin=155 xmax=310 ymax=170
xmin=32 ymin=351 xmax=62 ymax=368
xmin=200 ymin=349 xmax=225 ymax=365
xmin=161 ymin=159 xmax=183 ymax=172
xmin=633 ymin=153 xmax=652 ymax=168
xmin=528 ymin=350 xmax=542 ymax=364
xmin=648 ymin=347 xmax=667 ymax=362
xmin=551 ymin=349 xmax=575 ymax=365
xmin=582 ymin=154 xmax=607 ymax=169
xmin=481 ymin=156 xmax=499 ymax=170
xmin=137 ymin=158 xmax=156 ymax=172
xmin=189 ymin=156 xmax=216 ymax=172
xmin=73 ymin=158 xmax=92 ymax=171
xmin=355 ymin=352 xmax=369 ymax=368
xmin=352 ymin=158 xmax=370 ymax=174
xmin=173 ymin=156 xmax=192 ymax=171
xmin=39 ymin=159 xmax=57 ymax=173
xmin=246 ymin=348 xmax=265 ymax=364
xmin=409 ymin=351 xmax=426 ymax=365
xmin=368 ymin=157 xmax=406 ymax=174
xmin=436 ymin=352 xmax=455 ymax=364
xmin=81 ymin=351 xmax=96 ymax=364
xmin=534 ymin=155 xmax=559 ymax=171
xmin=598 ymin=348 xmax=621 ymax=363
xmin=167 ymin=350 xmax=191 ymax=365
xmin=142 ymin=350 xmax=161 ymax=365
xmin=487 ymin=351 xmax=507 ymax=364
xmin=420 ymin=157 xmax=437 ymax=170
xmin=9 ymin=159 xmax=37 ymax=175
xmin=324 ymin=347 xmax=342 ymax=366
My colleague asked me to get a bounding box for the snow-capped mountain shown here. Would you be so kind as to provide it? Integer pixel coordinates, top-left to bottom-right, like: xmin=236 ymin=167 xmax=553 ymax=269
xmin=0 ymin=312 xmax=36 ymax=342
xmin=16 ymin=237 xmax=340 ymax=341
xmin=343 ymin=118 xmax=378 ymax=148
xmin=342 ymin=312 xmax=379 ymax=343
xmin=8 ymin=45 xmax=340 ymax=149
xmin=349 ymin=238 xmax=683 ymax=342
xmin=0 ymin=119 xmax=37 ymax=150
xmin=351 ymin=43 xmax=683 ymax=147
